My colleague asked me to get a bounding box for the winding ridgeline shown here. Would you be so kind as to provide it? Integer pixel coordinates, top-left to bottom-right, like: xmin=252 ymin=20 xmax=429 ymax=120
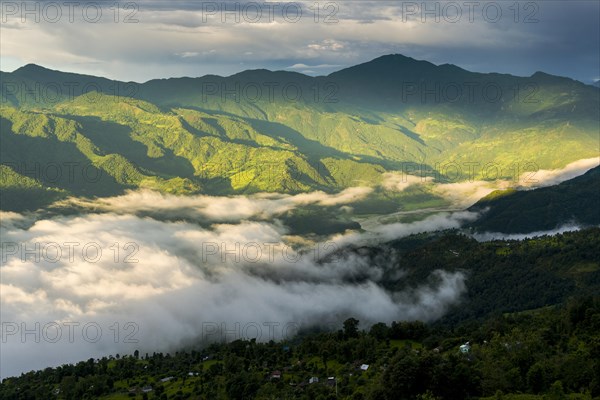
xmin=1 ymin=54 xmax=599 ymax=210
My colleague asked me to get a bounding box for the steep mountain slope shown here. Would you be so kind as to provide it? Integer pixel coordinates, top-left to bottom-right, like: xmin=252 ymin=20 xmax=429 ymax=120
xmin=0 ymin=97 xmax=388 ymax=210
xmin=135 ymin=55 xmax=600 ymax=171
xmin=1 ymin=55 xmax=598 ymax=211
xmin=469 ymin=166 xmax=600 ymax=233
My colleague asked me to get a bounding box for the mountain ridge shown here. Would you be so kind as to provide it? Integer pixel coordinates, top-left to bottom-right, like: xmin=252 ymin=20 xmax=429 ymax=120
xmin=4 ymin=53 xmax=595 ymax=86
xmin=469 ymin=166 xmax=600 ymax=233
xmin=1 ymin=54 xmax=598 ymax=212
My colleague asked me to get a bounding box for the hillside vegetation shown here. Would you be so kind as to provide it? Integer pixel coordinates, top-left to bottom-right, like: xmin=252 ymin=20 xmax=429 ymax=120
xmin=2 ymin=55 xmax=598 ymax=211
xmin=469 ymin=166 xmax=600 ymax=233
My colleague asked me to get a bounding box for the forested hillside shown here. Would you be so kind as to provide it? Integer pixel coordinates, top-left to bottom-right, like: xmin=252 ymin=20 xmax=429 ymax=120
xmin=469 ymin=167 xmax=600 ymax=233
xmin=2 ymin=55 xmax=599 ymax=211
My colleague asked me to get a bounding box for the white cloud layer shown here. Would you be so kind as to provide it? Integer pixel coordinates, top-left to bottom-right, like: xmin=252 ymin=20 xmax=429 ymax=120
xmin=0 ymin=189 xmax=468 ymax=378
xmin=56 ymin=186 xmax=373 ymax=221
xmin=517 ymin=157 xmax=600 ymax=189
xmin=1 ymin=156 xmax=596 ymax=378
xmin=472 ymin=224 xmax=583 ymax=242
xmin=381 ymin=157 xmax=600 ymax=208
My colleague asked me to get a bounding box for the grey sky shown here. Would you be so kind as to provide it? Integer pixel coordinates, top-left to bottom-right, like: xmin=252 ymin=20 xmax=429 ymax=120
xmin=0 ymin=1 xmax=598 ymax=83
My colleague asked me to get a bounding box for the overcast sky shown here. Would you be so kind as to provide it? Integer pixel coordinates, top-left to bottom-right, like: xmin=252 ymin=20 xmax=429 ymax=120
xmin=1 ymin=0 xmax=599 ymax=83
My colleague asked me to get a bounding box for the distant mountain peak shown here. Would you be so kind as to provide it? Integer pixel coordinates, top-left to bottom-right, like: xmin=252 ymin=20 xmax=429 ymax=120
xmin=531 ymin=71 xmax=552 ymax=78
xmin=9 ymin=63 xmax=123 ymax=85
xmin=14 ymin=63 xmax=53 ymax=74
xmin=374 ymin=53 xmax=417 ymax=61
xmin=328 ymin=53 xmax=438 ymax=80
xmin=370 ymin=53 xmax=433 ymax=66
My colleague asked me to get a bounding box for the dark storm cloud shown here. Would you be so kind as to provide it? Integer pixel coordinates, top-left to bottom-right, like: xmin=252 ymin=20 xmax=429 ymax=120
xmin=1 ymin=0 xmax=598 ymax=82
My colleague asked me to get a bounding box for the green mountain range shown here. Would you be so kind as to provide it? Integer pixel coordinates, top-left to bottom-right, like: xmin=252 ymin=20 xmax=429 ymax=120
xmin=1 ymin=55 xmax=599 ymax=211
xmin=469 ymin=166 xmax=600 ymax=233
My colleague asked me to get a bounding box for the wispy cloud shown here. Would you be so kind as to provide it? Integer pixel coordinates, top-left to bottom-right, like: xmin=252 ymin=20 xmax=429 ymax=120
xmin=518 ymin=157 xmax=600 ymax=189
xmin=472 ymin=224 xmax=583 ymax=242
xmin=381 ymin=157 xmax=600 ymax=208
xmin=286 ymin=63 xmax=343 ymax=70
xmin=176 ymin=51 xmax=200 ymax=58
xmin=55 ymin=186 xmax=373 ymax=221
xmin=1 ymin=203 xmax=466 ymax=378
